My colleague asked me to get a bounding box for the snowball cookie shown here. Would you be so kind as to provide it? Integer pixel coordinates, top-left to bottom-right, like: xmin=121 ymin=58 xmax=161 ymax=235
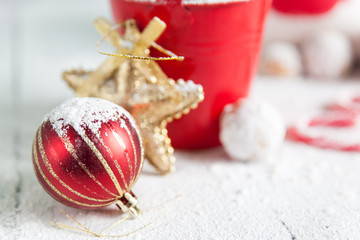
xmin=220 ymin=98 xmax=285 ymax=162
xmin=301 ymin=30 xmax=353 ymax=79
xmin=260 ymin=41 xmax=302 ymax=77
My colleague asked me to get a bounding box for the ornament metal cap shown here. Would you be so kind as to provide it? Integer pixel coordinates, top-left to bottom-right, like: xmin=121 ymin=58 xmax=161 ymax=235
xmin=117 ymin=192 xmax=141 ymax=217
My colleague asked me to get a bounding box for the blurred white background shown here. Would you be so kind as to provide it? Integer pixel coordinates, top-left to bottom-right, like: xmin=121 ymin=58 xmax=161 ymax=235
xmin=0 ymin=0 xmax=111 ymax=109
xmin=2 ymin=0 xmax=360 ymax=109
xmin=265 ymin=0 xmax=360 ymax=43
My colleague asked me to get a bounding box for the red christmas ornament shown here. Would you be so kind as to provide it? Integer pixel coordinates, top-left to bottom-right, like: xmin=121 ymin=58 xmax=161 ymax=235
xmin=32 ymin=97 xmax=144 ymax=215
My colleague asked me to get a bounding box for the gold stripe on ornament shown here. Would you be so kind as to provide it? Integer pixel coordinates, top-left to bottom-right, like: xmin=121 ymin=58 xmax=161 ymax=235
xmin=110 ymin=153 xmax=129 ymax=190
xmin=51 ymin=137 xmax=105 ymax=199
xmin=33 ymin=130 xmax=115 ymax=207
xmin=112 ymin=129 xmax=134 ymax=187
xmin=61 ymin=136 xmax=119 ymax=198
xmin=32 ymin=137 xmax=63 ymax=203
xmin=38 ymin=127 xmax=114 ymax=203
xmin=127 ymin=122 xmax=143 ymax=189
xmin=129 ymin=119 xmax=145 ymax=190
xmin=117 ymin=121 xmax=137 ymax=187
xmin=94 ymin=131 xmax=129 ymax=190
xmin=126 ymin=125 xmax=136 ymax=186
xmin=81 ymin=133 xmax=124 ymax=196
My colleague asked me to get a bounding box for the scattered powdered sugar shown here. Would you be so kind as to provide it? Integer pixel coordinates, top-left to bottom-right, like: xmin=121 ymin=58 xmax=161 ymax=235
xmin=43 ymin=97 xmax=137 ymax=139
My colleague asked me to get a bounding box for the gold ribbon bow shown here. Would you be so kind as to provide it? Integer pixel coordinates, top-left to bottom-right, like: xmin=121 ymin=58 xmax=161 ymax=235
xmin=63 ymin=17 xmax=204 ymax=174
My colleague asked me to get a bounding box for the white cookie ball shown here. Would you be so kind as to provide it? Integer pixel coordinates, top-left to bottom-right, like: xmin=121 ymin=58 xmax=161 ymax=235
xmin=260 ymin=41 xmax=302 ymax=77
xmin=220 ymin=99 xmax=285 ymax=162
xmin=301 ymin=30 xmax=353 ymax=79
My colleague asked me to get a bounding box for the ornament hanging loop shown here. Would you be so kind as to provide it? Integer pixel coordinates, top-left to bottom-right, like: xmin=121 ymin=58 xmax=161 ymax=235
xmin=117 ymin=192 xmax=141 ymax=217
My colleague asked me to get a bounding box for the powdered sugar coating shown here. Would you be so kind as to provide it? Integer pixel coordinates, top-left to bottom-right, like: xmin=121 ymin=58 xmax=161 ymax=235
xmin=43 ymin=97 xmax=138 ymax=139
xmin=220 ymin=98 xmax=285 ymax=162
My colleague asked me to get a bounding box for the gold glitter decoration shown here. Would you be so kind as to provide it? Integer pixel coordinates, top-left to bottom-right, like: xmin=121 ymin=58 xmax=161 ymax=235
xmin=63 ymin=17 xmax=204 ymax=174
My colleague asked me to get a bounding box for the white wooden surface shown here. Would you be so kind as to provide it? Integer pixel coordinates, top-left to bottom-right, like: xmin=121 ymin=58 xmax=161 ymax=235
xmin=2 ymin=0 xmax=360 ymax=239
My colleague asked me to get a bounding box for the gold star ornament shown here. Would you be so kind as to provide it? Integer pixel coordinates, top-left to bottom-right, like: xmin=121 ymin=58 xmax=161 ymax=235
xmin=63 ymin=17 xmax=204 ymax=175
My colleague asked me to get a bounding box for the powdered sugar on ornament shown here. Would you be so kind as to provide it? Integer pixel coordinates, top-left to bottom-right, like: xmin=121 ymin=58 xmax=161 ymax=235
xmin=174 ymin=79 xmax=199 ymax=92
xmin=44 ymin=97 xmax=138 ymax=140
xmin=33 ymin=97 xmax=144 ymax=214
xmin=220 ymin=98 xmax=285 ymax=161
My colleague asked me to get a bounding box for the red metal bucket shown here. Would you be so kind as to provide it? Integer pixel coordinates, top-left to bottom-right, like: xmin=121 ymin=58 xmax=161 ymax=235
xmin=111 ymin=0 xmax=272 ymax=149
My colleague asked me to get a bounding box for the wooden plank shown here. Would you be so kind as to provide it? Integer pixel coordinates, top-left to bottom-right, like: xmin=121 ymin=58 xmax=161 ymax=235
xmin=0 ymin=114 xmax=19 ymax=239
